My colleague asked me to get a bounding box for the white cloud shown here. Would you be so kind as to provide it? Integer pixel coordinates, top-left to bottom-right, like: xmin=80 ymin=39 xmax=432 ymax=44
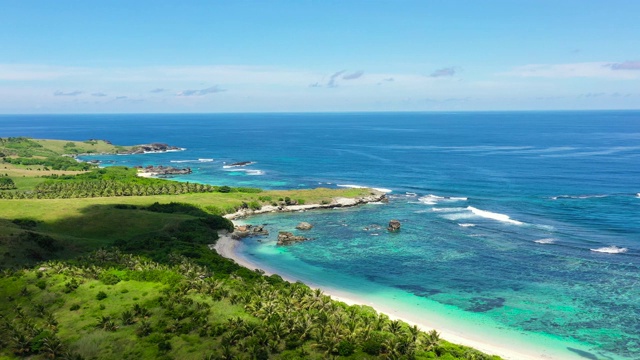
xmin=502 ymin=62 xmax=640 ymax=79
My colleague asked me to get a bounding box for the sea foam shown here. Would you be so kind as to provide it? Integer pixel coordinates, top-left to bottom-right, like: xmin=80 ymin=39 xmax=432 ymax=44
xmin=590 ymin=246 xmax=628 ymax=254
xmin=466 ymin=206 xmax=523 ymax=225
xmin=418 ymin=194 xmax=468 ymax=205
xmin=534 ymin=238 xmax=555 ymax=244
xmin=551 ymin=194 xmax=608 ymax=200
xmin=170 ymin=158 xmax=214 ymax=163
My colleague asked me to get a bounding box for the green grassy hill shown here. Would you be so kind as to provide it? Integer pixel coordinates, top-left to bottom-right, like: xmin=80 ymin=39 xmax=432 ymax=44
xmin=0 ymin=138 xmax=500 ymax=359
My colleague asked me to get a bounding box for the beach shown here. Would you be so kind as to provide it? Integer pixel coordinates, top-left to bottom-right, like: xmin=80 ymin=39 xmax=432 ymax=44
xmin=214 ymin=228 xmax=585 ymax=360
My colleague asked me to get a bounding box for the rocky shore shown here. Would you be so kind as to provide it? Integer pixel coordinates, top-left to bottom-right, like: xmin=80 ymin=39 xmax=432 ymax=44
xmin=223 ymin=190 xmax=388 ymax=220
xmin=135 ymin=165 xmax=192 ymax=176
xmin=119 ymin=143 xmax=184 ymax=154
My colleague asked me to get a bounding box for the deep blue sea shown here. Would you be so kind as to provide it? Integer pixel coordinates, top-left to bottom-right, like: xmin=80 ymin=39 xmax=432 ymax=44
xmin=1 ymin=112 xmax=639 ymax=359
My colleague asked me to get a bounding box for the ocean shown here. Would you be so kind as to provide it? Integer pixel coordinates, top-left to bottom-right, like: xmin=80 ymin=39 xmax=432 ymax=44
xmin=1 ymin=111 xmax=639 ymax=359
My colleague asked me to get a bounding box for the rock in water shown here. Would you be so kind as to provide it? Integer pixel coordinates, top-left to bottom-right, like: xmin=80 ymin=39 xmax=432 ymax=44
xmin=277 ymin=231 xmax=308 ymax=245
xmin=296 ymin=222 xmax=313 ymax=230
xmin=388 ymin=219 xmax=401 ymax=232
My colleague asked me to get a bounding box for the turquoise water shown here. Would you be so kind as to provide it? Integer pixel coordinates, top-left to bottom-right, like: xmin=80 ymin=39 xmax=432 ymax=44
xmin=2 ymin=111 xmax=639 ymax=358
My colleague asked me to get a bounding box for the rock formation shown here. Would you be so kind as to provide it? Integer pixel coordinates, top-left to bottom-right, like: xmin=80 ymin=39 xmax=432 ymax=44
xmin=231 ymin=224 xmax=269 ymax=240
xmin=121 ymin=143 xmax=182 ymax=154
xmin=135 ymin=165 xmax=191 ymax=176
xmin=295 ymin=222 xmax=313 ymax=230
xmin=387 ymin=219 xmax=401 ymax=232
xmin=277 ymin=231 xmax=308 ymax=245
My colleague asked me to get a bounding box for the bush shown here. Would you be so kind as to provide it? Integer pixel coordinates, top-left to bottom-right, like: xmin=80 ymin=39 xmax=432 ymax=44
xmin=70 ymin=304 xmax=81 ymax=311
xmin=248 ymin=201 xmax=262 ymax=210
xmin=336 ymin=340 xmax=355 ymax=356
xmin=96 ymin=291 xmax=108 ymax=300
xmin=35 ymin=279 xmax=47 ymax=290
xmin=218 ymin=185 xmax=231 ymax=193
xmin=99 ymin=272 xmax=121 ymax=285
xmin=362 ymin=332 xmax=389 ymax=355
xmin=0 ymin=177 xmax=16 ymax=189
xmin=157 ymin=340 xmax=172 ymax=353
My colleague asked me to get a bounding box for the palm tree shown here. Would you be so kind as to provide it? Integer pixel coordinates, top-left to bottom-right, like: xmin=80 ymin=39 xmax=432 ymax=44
xmin=422 ymin=329 xmax=440 ymax=351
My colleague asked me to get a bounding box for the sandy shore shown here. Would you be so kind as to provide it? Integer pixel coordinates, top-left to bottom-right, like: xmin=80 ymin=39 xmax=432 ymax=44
xmin=214 ymin=229 xmax=586 ymax=360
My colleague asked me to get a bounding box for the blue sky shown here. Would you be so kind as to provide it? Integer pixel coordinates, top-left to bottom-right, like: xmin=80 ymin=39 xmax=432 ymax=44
xmin=1 ymin=0 xmax=639 ymax=113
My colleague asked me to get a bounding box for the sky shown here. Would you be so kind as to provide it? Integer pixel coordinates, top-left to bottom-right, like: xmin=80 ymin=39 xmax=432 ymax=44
xmin=1 ymin=0 xmax=639 ymax=113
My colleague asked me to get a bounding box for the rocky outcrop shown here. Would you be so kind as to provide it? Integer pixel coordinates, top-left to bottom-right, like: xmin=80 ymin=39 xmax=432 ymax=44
xmin=277 ymin=231 xmax=308 ymax=245
xmin=227 ymin=161 xmax=254 ymax=167
xmin=225 ymin=191 xmax=388 ymax=220
xmin=295 ymin=222 xmax=313 ymax=230
xmin=136 ymin=165 xmax=191 ymax=176
xmin=231 ymin=224 xmax=269 ymax=240
xmin=121 ymin=143 xmax=183 ymax=154
xmin=387 ymin=219 xmax=401 ymax=232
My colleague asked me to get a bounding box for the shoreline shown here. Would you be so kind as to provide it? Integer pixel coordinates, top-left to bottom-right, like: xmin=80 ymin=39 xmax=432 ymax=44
xmin=223 ymin=191 xmax=388 ymax=220
xmin=214 ymin=223 xmax=587 ymax=360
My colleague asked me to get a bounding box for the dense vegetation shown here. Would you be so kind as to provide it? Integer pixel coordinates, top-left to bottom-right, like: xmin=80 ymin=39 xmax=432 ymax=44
xmin=0 ymin=177 xmax=17 ymax=190
xmin=0 ymin=167 xmax=261 ymax=199
xmin=0 ymin=138 xmax=501 ymax=359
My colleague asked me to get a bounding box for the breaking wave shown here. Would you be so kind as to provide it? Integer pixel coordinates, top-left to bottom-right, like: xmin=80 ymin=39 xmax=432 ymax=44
xmin=224 ymin=168 xmax=265 ymax=176
xmin=466 ymin=206 xmax=523 ymax=225
xmin=534 ymin=238 xmax=555 ymax=244
xmin=551 ymin=194 xmax=608 ymax=200
xmin=170 ymin=158 xmax=214 ymax=163
xmin=590 ymin=246 xmax=628 ymax=254
xmin=458 ymin=223 xmax=476 ymax=227
xmin=418 ymin=194 xmax=468 ymax=205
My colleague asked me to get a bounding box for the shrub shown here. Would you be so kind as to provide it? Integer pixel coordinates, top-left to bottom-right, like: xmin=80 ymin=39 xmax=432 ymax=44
xmin=35 ymin=279 xmax=47 ymax=290
xmin=297 ymin=199 xmax=305 ymax=205
xmin=218 ymin=185 xmax=231 ymax=193
xmin=70 ymin=304 xmax=81 ymax=311
xmin=157 ymin=340 xmax=172 ymax=353
xmin=96 ymin=291 xmax=108 ymax=300
xmin=136 ymin=320 xmax=152 ymax=337
xmin=63 ymin=279 xmax=79 ymax=293
xmin=362 ymin=332 xmax=389 ymax=355
xmin=248 ymin=201 xmax=262 ymax=210
xmin=336 ymin=340 xmax=355 ymax=356
xmin=99 ymin=272 xmax=121 ymax=285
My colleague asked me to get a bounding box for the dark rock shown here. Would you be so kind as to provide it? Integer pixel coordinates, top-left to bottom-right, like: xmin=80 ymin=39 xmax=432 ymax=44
xmin=387 ymin=219 xmax=401 ymax=232
xmin=231 ymin=224 xmax=269 ymax=239
xmin=277 ymin=231 xmax=308 ymax=245
xmin=138 ymin=165 xmax=191 ymax=176
xmin=295 ymin=222 xmax=313 ymax=230
xmin=228 ymin=161 xmax=254 ymax=167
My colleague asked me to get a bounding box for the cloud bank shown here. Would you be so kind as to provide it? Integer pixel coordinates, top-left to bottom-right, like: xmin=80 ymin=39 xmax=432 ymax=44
xmin=176 ymin=85 xmax=226 ymax=96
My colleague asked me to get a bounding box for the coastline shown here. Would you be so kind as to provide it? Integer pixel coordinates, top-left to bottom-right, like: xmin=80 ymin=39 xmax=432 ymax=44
xmin=214 ymin=224 xmax=587 ymax=360
xmin=223 ymin=191 xmax=388 ymax=220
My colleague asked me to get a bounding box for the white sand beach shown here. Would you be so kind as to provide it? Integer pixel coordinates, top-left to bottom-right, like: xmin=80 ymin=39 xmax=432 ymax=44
xmin=214 ymin=229 xmax=586 ymax=360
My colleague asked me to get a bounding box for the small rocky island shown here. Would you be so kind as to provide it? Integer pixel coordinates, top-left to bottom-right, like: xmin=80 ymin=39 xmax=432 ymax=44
xmin=119 ymin=143 xmax=183 ymax=154
xmin=230 ymin=224 xmax=269 ymax=240
xmin=135 ymin=165 xmax=192 ymax=176
xmin=277 ymin=231 xmax=309 ymax=245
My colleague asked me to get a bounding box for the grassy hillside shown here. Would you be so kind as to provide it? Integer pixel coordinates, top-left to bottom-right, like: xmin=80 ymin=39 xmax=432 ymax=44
xmin=0 ymin=138 xmax=500 ymax=359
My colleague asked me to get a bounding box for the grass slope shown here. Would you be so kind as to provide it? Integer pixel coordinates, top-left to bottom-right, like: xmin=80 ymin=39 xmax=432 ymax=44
xmin=0 ymin=138 xmax=500 ymax=359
